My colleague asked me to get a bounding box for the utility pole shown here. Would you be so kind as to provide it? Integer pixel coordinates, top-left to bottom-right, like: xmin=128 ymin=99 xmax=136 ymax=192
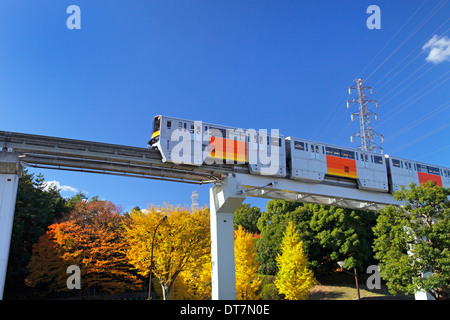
xmin=347 ymin=79 xmax=384 ymax=153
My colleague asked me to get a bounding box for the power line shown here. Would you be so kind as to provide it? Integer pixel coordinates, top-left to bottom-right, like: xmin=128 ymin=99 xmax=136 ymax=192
xmin=384 ymin=101 xmax=450 ymax=143
xmin=388 ymin=122 xmax=450 ymax=154
xmin=375 ymin=72 xmax=450 ymax=128
xmin=366 ymin=0 xmax=448 ymax=81
xmin=372 ymin=21 xmax=449 ymax=91
xmin=378 ymin=62 xmax=435 ymax=103
xmin=356 ymin=0 xmax=430 ymax=79
xmin=416 ymin=143 xmax=450 ymax=160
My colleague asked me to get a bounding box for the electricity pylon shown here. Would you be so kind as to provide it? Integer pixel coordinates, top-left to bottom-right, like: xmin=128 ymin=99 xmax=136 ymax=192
xmin=347 ymin=79 xmax=384 ymax=153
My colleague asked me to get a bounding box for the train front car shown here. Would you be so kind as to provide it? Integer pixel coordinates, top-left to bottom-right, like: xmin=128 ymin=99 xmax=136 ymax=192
xmin=386 ymin=155 xmax=450 ymax=192
xmin=148 ymin=115 xmax=286 ymax=177
xmin=286 ymin=137 xmax=389 ymax=192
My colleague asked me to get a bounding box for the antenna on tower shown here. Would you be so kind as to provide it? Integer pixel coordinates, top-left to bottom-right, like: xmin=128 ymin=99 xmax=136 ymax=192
xmin=191 ymin=190 xmax=199 ymax=211
xmin=347 ymin=79 xmax=384 ymax=154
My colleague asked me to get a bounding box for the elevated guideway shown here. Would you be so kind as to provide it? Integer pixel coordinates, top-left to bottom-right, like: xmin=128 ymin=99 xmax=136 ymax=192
xmin=0 ymin=130 xmax=400 ymax=210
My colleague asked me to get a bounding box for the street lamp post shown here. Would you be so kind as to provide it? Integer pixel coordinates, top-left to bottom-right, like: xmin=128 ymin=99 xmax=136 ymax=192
xmin=148 ymin=215 xmax=167 ymax=300
xmin=337 ymin=261 xmax=361 ymax=300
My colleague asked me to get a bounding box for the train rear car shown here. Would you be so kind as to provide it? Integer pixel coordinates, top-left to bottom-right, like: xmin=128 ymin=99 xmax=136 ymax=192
xmin=386 ymin=155 xmax=450 ymax=192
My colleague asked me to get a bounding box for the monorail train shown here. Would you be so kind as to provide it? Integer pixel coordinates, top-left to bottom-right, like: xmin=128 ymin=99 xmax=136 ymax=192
xmin=149 ymin=115 xmax=450 ymax=192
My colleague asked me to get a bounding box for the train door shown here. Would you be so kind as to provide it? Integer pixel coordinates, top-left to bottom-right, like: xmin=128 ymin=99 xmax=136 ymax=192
xmin=193 ymin=121 xmax=203 ymax=164
xmin=310 ymin=144 xmax=320 ymax=160
xmin=360 ymin=153 xmax=369 ymax=168
xmin=405 ymin=161 xmax=413 ymax=177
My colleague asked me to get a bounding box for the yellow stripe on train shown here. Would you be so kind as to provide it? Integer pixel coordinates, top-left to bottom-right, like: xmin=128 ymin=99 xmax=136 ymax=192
xmin=151 ymin=130 xmax=160 ymax=139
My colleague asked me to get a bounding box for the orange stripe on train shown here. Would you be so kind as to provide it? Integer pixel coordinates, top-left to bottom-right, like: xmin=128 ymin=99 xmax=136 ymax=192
xmin=209 ymin=137 xmax=247 ymax=162
xmin=326 ymin=155 xmax=357 ymax=179
xmin=418 ymin=172 xmax=442 ymax=186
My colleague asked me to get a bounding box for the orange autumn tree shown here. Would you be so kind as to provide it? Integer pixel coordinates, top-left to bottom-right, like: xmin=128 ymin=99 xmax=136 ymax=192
xmin=26 ymin=200 xmax=142 ymax=296
xmin=123 ymin=205 xmax=210 ymax=300
xmin=25 ymin=227 xmax=67 ymax=296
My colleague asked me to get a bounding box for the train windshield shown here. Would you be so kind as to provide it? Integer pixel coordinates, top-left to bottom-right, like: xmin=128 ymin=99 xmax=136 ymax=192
xmin=153 ymin=116 xmax=161 ymax=133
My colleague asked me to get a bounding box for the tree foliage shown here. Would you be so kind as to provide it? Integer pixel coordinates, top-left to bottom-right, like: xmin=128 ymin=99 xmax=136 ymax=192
xmin=123 ymin=205 xmax=210 ymax=300
xmin=234 ymin=226 xmax=261 ymax=300
xmin=233 ymin=203 xmax=261 ymax=234
xmin=256 ymin=200 xmax=377 ymax=276
xmin=274 ymin=222 xmax=316 ymax=300
xmin=373 ymin=181 xmax=450 ymax=300
xmin=5 ymin=170 xmax=68 ymax=298
xmin=26 ymin=200 xmax=142 ymax=297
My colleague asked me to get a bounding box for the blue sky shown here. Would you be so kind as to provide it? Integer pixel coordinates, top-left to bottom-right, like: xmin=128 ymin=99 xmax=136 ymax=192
xmin=1 ymin=0 xmax=449 ymax=212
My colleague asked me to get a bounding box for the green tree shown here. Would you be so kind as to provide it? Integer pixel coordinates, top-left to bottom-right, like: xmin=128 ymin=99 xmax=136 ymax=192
xmin=5 ymin=170 xmax=68 ymax=299
xmin=256 ymin=200 xmax=377 ymax=276
xmin=256 ymin=200 xmax=294 ymax=275
xmin=373 ymin=181 xmax=450 ymax=300
xmin=309 ymin=204 xmax=377 ymax=273
xmin=233 ymin=203 xmax=261 ymax=234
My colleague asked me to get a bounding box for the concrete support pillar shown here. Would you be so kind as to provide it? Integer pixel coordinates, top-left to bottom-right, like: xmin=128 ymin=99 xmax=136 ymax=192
xmin=414 ymin=271 xmax=434 ymax=300
xmin=0 ymin=151 xmax=22 ymax=299
xmin=210 ymin=175 xmax=245 ymax=300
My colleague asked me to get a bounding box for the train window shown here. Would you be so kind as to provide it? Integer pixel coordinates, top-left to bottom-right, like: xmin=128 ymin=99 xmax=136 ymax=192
xmin=178 ymin=122 xmax=183 ymax=130
xmin=305 ymin=143 xmax=308 ymax=152
xmin=190 ymin=124 xmax=194 ymax=133
xmin=271 ymin=136 xmax=280 ymax=146
xmin=322 ymin=146 xmax=325 ymax=154
xmin=197 ymin=126 xmax=201 ymax=134
xmin=427 ymin=166 xmax=440 ymax=175
xmin=371 ymin=155 xmax=374 ymax=163
xmin=440 ymin=168 xmax=443 ymax=176
xmin=210 ymin=127 xmax=226 ymax=138
xmin=416 ymin=164 xmax=425 ymax=172
xmin=184 ymin=123 xmax=187 ymax=130
xmin=326 ymin=147 xmax=340 ymax=157
xmin=414 ymin=163 xmax=417 ymax=171
xmin=373 ymin=155 xmax=383 ymax=164
xmin=355 ymin=152 xmax=358 ymax=160
xmin=167 ymin=120 xmax=172 ymax=129
xmin=294 ymin=141 xmax=305 ymax=151
xmin=392 ymin=159 xmax=401 ymax=167
xmin=153 ymin=117 xmax=161 ymax=132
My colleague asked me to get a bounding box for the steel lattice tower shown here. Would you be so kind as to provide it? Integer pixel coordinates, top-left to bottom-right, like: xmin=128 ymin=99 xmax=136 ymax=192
xmin=191 ymin=190 xmax=199 ymax=211
xmin=347 ymin=79 xmax=384 ymax=153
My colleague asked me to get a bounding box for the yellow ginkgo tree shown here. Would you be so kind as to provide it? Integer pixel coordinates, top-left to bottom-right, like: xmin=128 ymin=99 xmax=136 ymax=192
xmin=275 ymin=221 xmax=316 ymax=300
xmin=123 ymin=205 xmax=210 ymax=300
xmin=234 ymin=226 xmax=262 ymax=300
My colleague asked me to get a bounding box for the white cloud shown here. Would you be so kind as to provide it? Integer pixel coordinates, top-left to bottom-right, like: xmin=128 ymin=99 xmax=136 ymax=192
xmin=422 ymin=35 xmax=450 ymax=64
xmin=43 ymin=180 xmax=79 ymax=194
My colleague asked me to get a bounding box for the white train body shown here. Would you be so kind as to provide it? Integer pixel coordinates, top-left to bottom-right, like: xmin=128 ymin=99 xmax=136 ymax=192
xmin=149 ymin=115 xmax=450 ymax=193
